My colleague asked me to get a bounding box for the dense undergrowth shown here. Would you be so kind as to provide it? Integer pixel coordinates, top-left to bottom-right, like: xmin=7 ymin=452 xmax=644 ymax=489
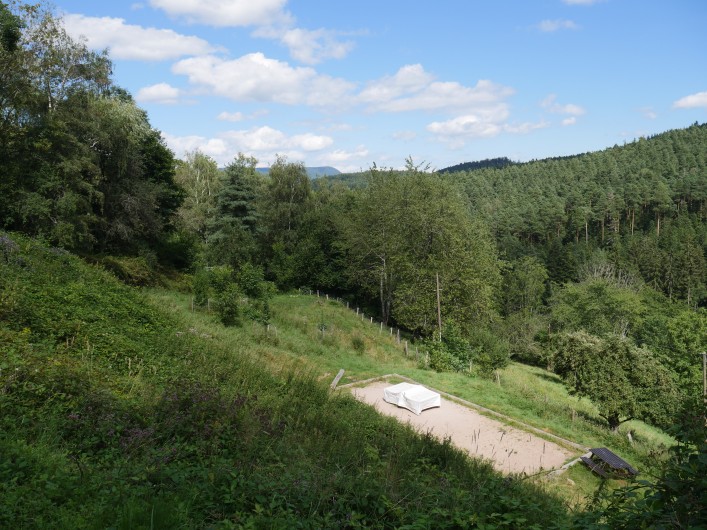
xmin=0 ymin=232 xmax=571 ymax=528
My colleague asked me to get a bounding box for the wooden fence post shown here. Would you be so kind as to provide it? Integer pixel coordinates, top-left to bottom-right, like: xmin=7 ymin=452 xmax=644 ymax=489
xmin=330 ymin=369 xmax=345 ymax=390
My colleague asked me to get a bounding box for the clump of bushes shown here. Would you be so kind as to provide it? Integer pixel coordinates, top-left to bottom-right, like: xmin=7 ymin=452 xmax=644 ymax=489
xmin=192 ymin=263 xmax=275 ymax=326
xmin=351 ymin=334 xmax=365 ymax=353
xmin=422 ymin=320 xmax=510 ymax=376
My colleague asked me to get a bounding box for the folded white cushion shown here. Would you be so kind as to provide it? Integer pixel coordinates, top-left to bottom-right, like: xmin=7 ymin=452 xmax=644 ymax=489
xmin=383 ymin=383 xmax=441 ymax=415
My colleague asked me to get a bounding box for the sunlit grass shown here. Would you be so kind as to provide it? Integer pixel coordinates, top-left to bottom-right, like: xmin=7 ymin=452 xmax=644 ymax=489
xmin=148 ymin=288 xmax=676 ymax=482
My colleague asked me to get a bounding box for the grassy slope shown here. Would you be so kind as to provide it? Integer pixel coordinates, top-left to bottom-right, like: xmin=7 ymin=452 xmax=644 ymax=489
xmin=150 ymin=290 xmax=676 ymax=505
xmin=1 ymin=233 xmax=570 ymax=529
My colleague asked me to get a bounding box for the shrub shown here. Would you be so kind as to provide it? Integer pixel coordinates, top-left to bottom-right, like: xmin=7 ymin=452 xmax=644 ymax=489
xmin=351 ymin=335 xmax=365 ymax=353
xmin=216 ymin=282 xmax=241 ymax=326
xmin=468 ymin=327 xmax=511 ymax=375
xmin=192 ymin=269 xmax=211 ymax=307
xmin=100 ymin=255 xmax=156 ymax=286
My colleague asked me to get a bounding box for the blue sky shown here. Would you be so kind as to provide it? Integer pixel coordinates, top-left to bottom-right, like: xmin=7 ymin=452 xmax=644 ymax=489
xmin=54 ymin=0 xmax=707 ymax=171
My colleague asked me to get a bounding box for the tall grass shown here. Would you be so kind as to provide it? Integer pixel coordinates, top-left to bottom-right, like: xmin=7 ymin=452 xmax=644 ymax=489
xmin=151 ymin=288 xmax=677 ymax=503
xmin=163 ymin=290 xmax=674 ymax=455
xmin=1 ymin=233 xmax=570 ymax=528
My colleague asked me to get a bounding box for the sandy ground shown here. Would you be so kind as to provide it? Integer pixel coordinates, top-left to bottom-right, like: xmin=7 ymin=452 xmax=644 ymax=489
xmin=349 ymin=380 xmax=576 ymax=475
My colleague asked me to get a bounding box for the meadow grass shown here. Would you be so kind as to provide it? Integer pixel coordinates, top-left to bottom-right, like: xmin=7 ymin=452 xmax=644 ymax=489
xmin=150 ymin=288 xmax=676 ymax=478
xmin=1 ymin=234 xmax=572 ymax=528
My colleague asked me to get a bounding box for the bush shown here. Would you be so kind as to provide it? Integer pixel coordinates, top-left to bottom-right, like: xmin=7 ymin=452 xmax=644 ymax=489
xmin=351 ymin=334 xmax=365 ymax=353
xmin=216 ymin=282 xmax=241 ymax=326
xmin=192 ymin=269 xmax=211 ymax=307
xmin=468 ymin=327 xmax=511 ymax=375
xmin=100 ymin=255 xmax=156 ymax=286
xmin=503 ymin=310 xmax=551 ymax=367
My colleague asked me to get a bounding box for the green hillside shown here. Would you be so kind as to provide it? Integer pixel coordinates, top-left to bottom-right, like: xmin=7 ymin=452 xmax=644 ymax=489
xmin=1 ymin=2 xmax=705 ymax=527
xmin=1 ymin=233 xmax=572 ymax=528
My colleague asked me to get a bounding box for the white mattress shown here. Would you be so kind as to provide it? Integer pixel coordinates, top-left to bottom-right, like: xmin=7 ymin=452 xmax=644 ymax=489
xmin=383 ymin=382 xmax=441 ymax=415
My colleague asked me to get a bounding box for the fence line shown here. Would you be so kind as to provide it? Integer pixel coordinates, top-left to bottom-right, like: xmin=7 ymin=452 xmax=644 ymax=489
xmin=298 ymin=287 xmax=422 ymax=361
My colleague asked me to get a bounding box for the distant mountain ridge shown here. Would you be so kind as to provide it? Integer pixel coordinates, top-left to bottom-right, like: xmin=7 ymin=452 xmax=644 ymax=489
xmin=256 ymin=166 xmax=341 ymax=178
xmin=438 ymin=157 xmax=516 ymax=174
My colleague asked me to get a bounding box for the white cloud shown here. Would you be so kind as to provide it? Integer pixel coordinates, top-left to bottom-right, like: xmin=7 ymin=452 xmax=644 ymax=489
xmin=319 ymin=146 xmax=369 ymax=163
xmin=562 ymin=0 xmax=604 ymax=5
xmin=537 ymin=19 xmax=579 ymax=32
xmin=672 ymin=91 xmax=707 ymax=109
xmin=62 ymin=14 xmax=217 ymax=61
xmin=221 ymin=126 xmax=332 ymax=152
xmin=322 ymin=122 xmax=353 ymax=132
xmin=217 ymin=111 xmax=245 ymax=122
xmin=254 ymin=26 xmax=355 ymax=65
xmin=314 ymin=146 xmax=370 ymax=172
xmin=541 ymin=94 xmax=586 ymax=115
xmin=359 ymin=64 xmax=435 ymax=105
xmin=562 ymin=116 xmax=577 ymax=126
xmin=149 ymin=0 xmax=292 ymax=27
xmin=162 ymin=133 xmax=229 ymax=160
xmin=150 ymin=0 xmax=353 ymax=64
xmin=216 ymin=109 xmax=269 ymax=122
xmin=172 ymin=53 xmax=355 ymax=107
xmin=163 ymin=126 xmax=333 ymax=166
xmin=506 ymin=121 xmax=551 ymax=134
xmin=360 ymin=65 xmax=514 ymax=113
xmin=427 ymin=109 xmax=548 ymax=147
xmin=638 ymin=107 xmax=657 ymax=119
xmin=428 ymin=114 xmax=503 ymax=139
xmin=136 ymin=83 xmax=181 ymax=104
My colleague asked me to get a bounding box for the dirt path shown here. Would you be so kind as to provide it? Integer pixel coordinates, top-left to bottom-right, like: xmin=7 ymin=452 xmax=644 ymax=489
xmin=349 ymin=380 xmax=576 ymax=475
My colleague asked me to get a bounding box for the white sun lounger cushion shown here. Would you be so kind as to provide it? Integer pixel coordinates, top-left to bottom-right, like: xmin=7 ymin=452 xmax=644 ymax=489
xmin=383 ymin=383 xmax=441 ymax=415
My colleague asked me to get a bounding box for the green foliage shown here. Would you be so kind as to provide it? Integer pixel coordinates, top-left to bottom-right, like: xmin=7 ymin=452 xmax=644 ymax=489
xmin=0 ymin=233 xmax=570 ymax=528
xmin=340 ymin=163 xmax=501 ymax=334
xmin=215 ymin=282 xmax=241 ymax=326
xmin=0 ymin=3 xmax=181 ymax=260
xmin=190 ymin=263 xmax=275 ymax=326
xmin=0 ymin=2 xmax=21 ymax=53
xmin=350 ymin=334 xmax=365 ymax=353
xmin=421 ymin=320 xmax=511 ymax=375
xmin=452 ymin=124 xmax=707 ymax=307
xmin=99 ymin=255 xmax=156 ymax=286
xmin=550 ymin=278 xmax=647 ymax=338
xmin=552 ymin=331 xmax=679 ymax=430
xmin=206 ymin=153 xmax=261 ymax=269
xmin=575 ymin=400 xmax=707 ymax=529
xmin=503 ymin=310 xmax=551 ymax=367
xmin=174 ymin=150 xmax=221 ymax=243
xmin=191 ymin=268 xmax=210 ymax=307
xmin=502 ymin=255 xmax=548 ymax=315
xmin=467 ymin=326 xmax=511 ymax=375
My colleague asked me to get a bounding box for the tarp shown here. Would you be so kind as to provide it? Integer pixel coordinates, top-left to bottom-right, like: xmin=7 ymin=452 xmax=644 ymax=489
xmin=383 ymin=382 xmax=441 ymax=415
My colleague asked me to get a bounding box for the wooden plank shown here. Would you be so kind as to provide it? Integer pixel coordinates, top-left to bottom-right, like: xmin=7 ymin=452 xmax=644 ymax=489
xmin=330 ymin=369 xmax=345 ymax=390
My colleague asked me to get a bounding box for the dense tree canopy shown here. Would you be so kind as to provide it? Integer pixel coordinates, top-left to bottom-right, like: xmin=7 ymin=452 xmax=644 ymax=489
xmin=339 ymin=161 xmax=501 ymax=333
xmin=0 ymin=1 xmax=181 ymax=255
xmin=552 ymin=331 xmax=679 ymax=431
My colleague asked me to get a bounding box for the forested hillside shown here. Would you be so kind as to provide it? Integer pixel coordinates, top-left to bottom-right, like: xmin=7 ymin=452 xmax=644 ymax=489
xmin=453 ymin=125 xmax=707 ymax=307
xmin=1 ymin=1 xmax=706 ymax=527
xmin=438 ymin=156 xmax=517 ymax=174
